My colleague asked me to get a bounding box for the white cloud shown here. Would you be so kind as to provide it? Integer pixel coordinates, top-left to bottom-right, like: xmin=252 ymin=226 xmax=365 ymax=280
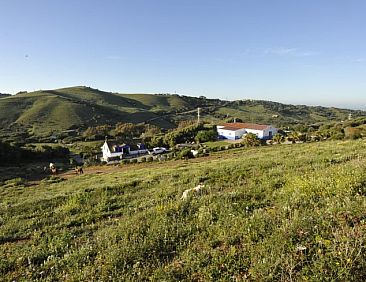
xmin=265 ymin=47 xmax=297 ymax=55
xmin=265 ymin=47 xmax=317 ymax=57
xmin=105 ymin=55 xmax=125 ymax=60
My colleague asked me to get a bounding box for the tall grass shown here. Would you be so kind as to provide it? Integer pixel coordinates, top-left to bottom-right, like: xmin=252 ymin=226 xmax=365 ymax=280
xmin=1 ymin=140 xmax=366 ymax=280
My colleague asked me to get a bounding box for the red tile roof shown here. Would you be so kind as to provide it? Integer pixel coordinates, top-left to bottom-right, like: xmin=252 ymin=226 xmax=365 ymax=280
xmin=220 ymin=126 xmax=245 ymax=131
xmin=220 ymin=122 xmax=270 ymax=131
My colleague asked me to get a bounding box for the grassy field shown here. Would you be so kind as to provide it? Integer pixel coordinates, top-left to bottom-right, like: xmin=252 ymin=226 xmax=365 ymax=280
xmin=1 ymin=140 xmax=366 ymax=281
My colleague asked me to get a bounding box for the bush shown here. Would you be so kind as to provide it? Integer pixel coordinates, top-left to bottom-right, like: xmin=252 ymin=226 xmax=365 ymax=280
xmin=345 ymin=127 xmax=362 ymax=140
xmin=140 ymin=157 xmax=146 ymax=163
xmin=242 ymin=133 xmax=261 ymax=147
xmin=146 ymin=156 xmax=153 ymax=162
xmin=195 ymin=129 xmax=218 ymax=143
xmin=176 ymin=148 xmax=194 ymax=160
xmin=121 ymin=159 xmax=130 ymax=165
xmin=130 ymin=159 xmax=138 ymax=164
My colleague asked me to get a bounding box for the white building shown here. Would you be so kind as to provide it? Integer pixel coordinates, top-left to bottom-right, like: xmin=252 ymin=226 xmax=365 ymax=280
xmin=101 ymin=140 xmax=148 ymax=162
xmin=217 ymin=123 xmax=278 ymax=140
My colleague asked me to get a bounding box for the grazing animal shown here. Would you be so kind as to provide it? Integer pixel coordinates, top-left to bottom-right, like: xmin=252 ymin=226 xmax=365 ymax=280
xmin=49 ymin=163 xmax=57 ymax=174
xmin=181 ymin=184 xmax=205 ymax=200
xmin=74 ymin=167 xmax=84 ymax=175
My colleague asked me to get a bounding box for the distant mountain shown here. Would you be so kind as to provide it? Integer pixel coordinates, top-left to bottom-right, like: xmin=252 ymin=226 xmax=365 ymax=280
xmin=0 ymin=86 xmax=364 ymax=137
xmin=0 ymin=93 xmax=11 ymax=98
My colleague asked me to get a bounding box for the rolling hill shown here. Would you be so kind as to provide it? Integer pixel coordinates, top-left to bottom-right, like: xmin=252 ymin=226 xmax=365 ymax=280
xmin=0 ymin=86 xmax=364 ymax=137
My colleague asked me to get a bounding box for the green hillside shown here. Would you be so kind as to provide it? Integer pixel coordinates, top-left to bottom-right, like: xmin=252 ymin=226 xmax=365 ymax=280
xmin=0 ymin=87 xmax=175 ymax=136
xmin=118 ymin=94 xmax=191 ymax=111
xmin=216 ymin=100 xmax=364 ymax=126
xmin=0 ymin=86 xmax=364 ymax=137
xmin=0 ymin=92 xmax=125 ymax=136
xmin=1 ymin=140 xmax=366 ymax=280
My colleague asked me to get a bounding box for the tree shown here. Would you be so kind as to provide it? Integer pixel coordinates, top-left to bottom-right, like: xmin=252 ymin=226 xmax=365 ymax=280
xmin=143 ymin=124 xmax=161 ymax=137
xmin=242 ymin=133 xmax=261 ymax=147
xmin=287 ymin=131 xmax=306 ymax=143
xmin=195 ymin=130 xmax=218 ymax=143
xmin=83 ymin=125 xmax=112 ymax=140
xmin=272 ymin=134 xmax=285 ymax=144
xmin=114 ymin=123 xmax=145 ymax=139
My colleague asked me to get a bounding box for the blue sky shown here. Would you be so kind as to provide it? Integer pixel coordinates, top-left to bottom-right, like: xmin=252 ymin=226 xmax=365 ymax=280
xmin=1 ymin=0 xmax=366 ymax=109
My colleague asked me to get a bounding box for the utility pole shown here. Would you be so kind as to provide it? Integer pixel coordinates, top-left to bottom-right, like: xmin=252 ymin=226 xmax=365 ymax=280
xmin=197 ymin=107 xmax=201 ymax=125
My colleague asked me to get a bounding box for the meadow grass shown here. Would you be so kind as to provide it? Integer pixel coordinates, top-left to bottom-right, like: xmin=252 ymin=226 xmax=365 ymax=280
xmin=1 ymin=140 xmax=366 ymax=281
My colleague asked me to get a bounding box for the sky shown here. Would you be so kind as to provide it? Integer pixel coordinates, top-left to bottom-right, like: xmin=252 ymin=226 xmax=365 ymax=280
xmin=1 ymin=0 xmax=366 ymax=109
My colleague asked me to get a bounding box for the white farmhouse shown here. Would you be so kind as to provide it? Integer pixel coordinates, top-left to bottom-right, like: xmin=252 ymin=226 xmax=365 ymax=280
xmin=101 ymin=140 xmax=148 ymax=162
xmin=217 ymin=122 xmax=278 ymax=140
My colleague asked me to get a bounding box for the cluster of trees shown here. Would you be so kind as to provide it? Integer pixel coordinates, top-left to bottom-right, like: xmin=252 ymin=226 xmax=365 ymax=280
xmin=0 ymin=141 xmax=70 ymax=165
xmin=315 ymin=118 xmax=366 ymax=140
xmin=148 ymin=124 xmax=218 ymax=148
xmin=83 ymin=121 xmax=218 ymax=149
xmin=267 ymin=118 xmax=366 ymax=146
xmin=83 ymin=123 xmax=161 ymax=141
xmin=286 ymin=118 xmax=366 ymax=142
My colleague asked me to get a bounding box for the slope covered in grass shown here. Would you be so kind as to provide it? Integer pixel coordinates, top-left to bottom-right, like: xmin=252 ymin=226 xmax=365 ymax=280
xmin=0 ymin=87 xmax=174 ymax=136
xmin=1 ymin=140 xmax=366 ymax=280
xmin=219 ymin=100 xmax=362 ymax=126
xmin=0 ymin=86 xmax=364 ymax=136
xmin=118 ymin=93 xmax=203 ymax=112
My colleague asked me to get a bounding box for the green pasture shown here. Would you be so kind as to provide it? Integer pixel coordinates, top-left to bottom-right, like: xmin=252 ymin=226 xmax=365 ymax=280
xmin=1 ymin=140 xmax=366 ymax=280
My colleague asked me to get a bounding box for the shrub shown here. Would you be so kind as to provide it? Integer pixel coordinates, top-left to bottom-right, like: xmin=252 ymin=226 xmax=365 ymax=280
xmin=195 ymin=129 xmax=218 ymax=143
xmin=344 ymin=127 xmax=362 ymax=140
xmin=242 ymin=133 xmax=261 ymax=147
xmin=146 ymin=156 xmax=153 ymax=162
xmin=130 ymin=159 xmax=138 ymax=164
xmin=140 ymin=157 xmax=146 ymax=163
xmin=176 ymin=148 xmax=194 ymax=159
